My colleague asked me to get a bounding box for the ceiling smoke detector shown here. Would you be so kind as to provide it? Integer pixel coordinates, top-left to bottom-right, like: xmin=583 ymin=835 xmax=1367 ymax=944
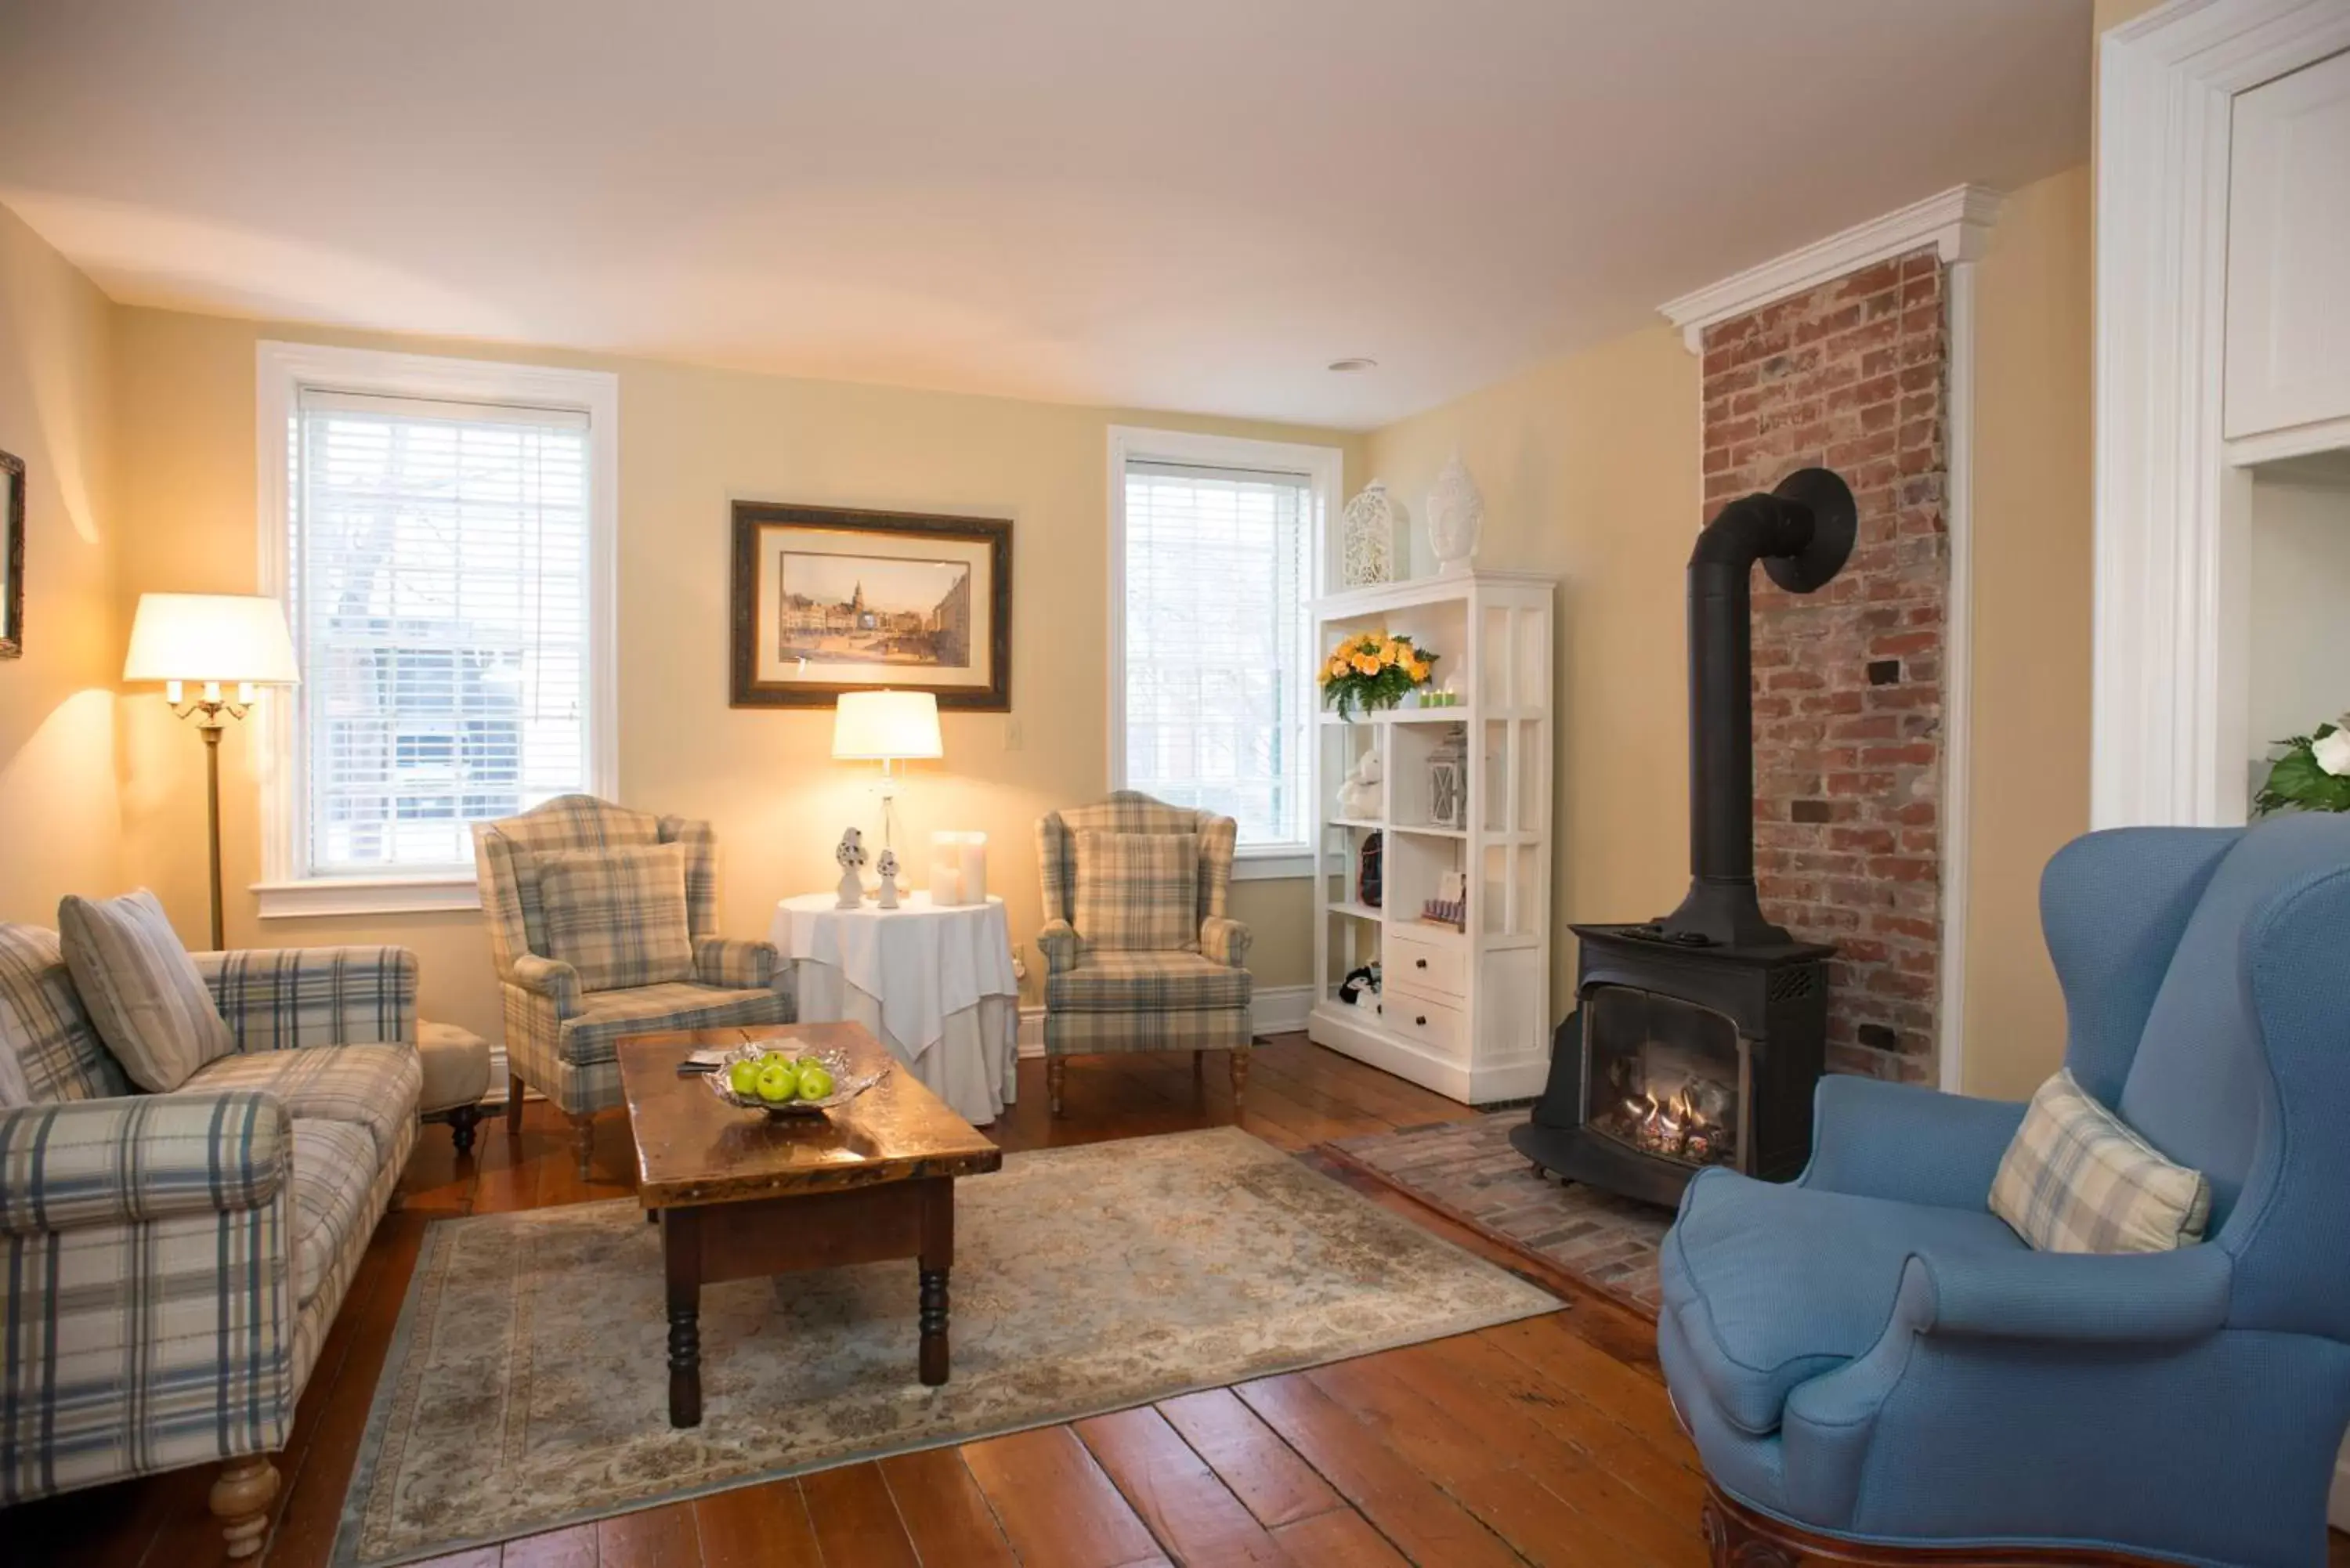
xmin=1326 ymin=357 xmax=1378 ymax=373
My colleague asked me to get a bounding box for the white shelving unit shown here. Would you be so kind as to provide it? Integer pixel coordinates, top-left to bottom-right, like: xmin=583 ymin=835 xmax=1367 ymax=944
xmin=1307 ymin=570 xmax=1554 ymax=1104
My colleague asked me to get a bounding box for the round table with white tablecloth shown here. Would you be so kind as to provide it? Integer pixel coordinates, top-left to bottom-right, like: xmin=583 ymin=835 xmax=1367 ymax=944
xmin=769 ymin=891 xmax=1020 ymax=1126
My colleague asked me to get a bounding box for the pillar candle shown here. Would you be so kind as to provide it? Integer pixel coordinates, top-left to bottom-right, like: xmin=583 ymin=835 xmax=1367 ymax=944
xmin=931 ymin=830 xmax=987 ymax=906
xmin=958 ymin=833 xmax=988 ymax=905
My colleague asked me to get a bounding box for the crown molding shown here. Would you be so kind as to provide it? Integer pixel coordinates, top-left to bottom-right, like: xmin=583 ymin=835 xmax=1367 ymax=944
xmin=1658 ymin=184 xmax=2005 ymax=353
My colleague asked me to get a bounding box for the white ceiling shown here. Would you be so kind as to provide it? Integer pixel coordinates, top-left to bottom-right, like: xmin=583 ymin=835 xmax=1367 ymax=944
xmin=0 ymin=1 xmax=2091 ymax=430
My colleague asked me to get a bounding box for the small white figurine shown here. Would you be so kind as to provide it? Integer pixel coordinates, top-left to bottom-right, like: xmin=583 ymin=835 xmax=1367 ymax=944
xmin=1336 ymin=749 xmax=1384 ymax=820
xmin=834 ymin=827 xmax=868 ymax=909
xmin=874 ymin=847 xmax=902 ymax=909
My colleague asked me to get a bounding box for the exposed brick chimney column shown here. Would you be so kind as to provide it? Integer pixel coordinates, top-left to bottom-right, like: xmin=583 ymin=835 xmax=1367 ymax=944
xmin=1697 ymin=249 xmax=1950 ymax=1082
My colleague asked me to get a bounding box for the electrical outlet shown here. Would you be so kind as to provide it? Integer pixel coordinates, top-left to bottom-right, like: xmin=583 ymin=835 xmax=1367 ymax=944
xmin=1004 ymin=716 xmax=1024 ymax=751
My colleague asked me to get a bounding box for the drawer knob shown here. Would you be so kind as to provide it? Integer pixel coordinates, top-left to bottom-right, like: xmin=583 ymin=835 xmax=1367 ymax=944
xmin=1415 ymin=1015 xmax=1428 ymax=1027
xmin=1415 ymin=958 xmax=1427 ymax=968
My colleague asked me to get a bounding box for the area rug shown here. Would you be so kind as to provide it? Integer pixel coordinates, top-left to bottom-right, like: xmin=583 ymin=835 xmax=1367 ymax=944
xmin=333 ymin=1125 xmax=1560 ymax=1566
xmin=1324 ymin=1111 xmax=1672 ymax=1317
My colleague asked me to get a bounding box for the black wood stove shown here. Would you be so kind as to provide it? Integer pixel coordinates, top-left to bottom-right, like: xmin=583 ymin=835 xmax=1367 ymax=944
xmin=1511 ymin=468 xmax=1855 ymax=1209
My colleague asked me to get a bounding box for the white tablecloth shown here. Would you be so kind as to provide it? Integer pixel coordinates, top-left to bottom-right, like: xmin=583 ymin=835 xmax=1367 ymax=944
xmin=770 ymin=892 xmax=1020 ymax=1125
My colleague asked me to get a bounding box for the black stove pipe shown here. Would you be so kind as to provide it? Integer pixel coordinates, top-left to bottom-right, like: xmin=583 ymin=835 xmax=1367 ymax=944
xmin=1657 ymin=467 xmax=1856 ymax=948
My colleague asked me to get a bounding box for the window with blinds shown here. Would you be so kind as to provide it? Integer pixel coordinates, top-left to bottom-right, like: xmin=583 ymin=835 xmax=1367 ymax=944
xmin=287 ymin=388 xmax=595 ymax=876
xmin=1119 ymin=457 xmax=1313 ymax=853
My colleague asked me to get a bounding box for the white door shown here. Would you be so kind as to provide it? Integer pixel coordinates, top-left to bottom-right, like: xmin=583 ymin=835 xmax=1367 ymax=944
xmin=2225 ymin=47 xmax=2350 ymax=441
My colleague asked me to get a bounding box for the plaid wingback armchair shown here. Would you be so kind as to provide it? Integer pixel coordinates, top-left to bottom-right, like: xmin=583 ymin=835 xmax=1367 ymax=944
xmin=474 ymin=795 xmax=791 ymax=1175
xmin=1035 ymin=792 xmax=1253 ymax=1116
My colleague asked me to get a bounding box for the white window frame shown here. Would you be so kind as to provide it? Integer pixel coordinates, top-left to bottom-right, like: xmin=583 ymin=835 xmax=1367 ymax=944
xmin=252 ymin=341 xmax=620 ymax=917
xmin=1106 ymin=425 xmax=1340 ymax=881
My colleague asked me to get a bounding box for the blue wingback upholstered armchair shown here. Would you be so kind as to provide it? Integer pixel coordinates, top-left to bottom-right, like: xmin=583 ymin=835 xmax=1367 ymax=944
xmin=1658 ymin=814 xmax=2350 ymax=1568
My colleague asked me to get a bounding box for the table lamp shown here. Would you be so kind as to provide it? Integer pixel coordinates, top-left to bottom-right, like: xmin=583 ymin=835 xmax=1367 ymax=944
xmin=122 ymin=594 xmax=302 ymax=949
xmin=830 ymin=690 xmax=942 ymax=852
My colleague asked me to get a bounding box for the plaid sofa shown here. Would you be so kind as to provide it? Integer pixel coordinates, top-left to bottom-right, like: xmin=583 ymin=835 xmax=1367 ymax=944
xmin=0 ymin=923 xmax=418 ymax=1526
xmin=1035 ymin=793 xmax=1253 ymax=1112
xmin=473 ymin=797 xmax=791 ymax=1158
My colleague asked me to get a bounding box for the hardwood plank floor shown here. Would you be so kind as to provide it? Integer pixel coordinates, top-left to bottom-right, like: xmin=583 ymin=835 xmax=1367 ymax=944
xmin=15 ymin=1033 xmax=2301 ymax=1568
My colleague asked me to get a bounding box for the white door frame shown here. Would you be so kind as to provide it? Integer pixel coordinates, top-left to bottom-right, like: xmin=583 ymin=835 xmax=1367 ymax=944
xmin=2092 ymin=0 xmax=2350 ymax=829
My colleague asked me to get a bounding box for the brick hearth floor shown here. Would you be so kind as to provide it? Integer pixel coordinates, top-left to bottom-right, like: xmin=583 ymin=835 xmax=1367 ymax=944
xmin=1329 ymin=1112 xmax=1673 ymax=1317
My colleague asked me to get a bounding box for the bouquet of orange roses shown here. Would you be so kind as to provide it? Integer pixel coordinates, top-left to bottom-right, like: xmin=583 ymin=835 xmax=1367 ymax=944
xmin=1321 ymin=630 xmax=1437 ymax=720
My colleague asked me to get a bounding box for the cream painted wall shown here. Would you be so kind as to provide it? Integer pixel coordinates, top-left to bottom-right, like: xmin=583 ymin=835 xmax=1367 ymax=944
xmin=0 ymin=203 xmax=120 ymax=924
xmin=110 ymin=306 xmax=1360 ymax=1042
xmin=1366 ymin=327 xmax=1701 ymax=1010
xmin=1962 ymin=164 xmax=2095 ymax=1100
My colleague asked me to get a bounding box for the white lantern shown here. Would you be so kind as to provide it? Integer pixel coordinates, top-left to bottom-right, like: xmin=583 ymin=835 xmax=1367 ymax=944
xmin=1340 ymin=481 xmax=1410 ymax=587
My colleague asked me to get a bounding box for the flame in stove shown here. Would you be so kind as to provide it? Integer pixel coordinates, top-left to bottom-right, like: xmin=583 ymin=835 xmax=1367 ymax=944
xmin=1618 ymin=1088 xmax=1716 ymax=1162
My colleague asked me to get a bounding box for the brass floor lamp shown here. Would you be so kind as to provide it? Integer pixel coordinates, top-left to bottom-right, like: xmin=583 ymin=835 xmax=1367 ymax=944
xmin=123 ymin=594 xmax=301 ymax=950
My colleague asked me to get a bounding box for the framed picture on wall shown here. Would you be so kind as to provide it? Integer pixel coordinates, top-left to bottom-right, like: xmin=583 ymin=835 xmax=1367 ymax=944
xmin=730 ymin=500 xmax=1012 ymax=710
xmin=0 ymin=449 xmax=23 ymax=660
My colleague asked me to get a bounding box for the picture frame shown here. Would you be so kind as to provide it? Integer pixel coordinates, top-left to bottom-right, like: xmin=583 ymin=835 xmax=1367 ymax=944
xmin=730 ymin=500 xmax=1012 ymax=710
xmin=0 ymin=449 xmax=23 ymax=660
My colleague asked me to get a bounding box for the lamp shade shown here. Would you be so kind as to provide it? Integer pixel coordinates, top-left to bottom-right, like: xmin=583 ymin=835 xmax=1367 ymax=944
xmin=831 ymin=690 xmax=942 ymax=761
xmin=123 ymin=594 xmax=301 ymax=686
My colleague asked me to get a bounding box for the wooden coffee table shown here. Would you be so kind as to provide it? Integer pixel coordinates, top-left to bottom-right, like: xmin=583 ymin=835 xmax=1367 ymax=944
xmin=616 ymin=1023 xmax=1003 ymax=1429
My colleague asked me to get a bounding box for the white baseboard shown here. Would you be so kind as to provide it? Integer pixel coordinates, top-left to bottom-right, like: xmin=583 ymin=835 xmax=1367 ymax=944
xmin=1014 ymin=984 xmax=1316 ymax=1060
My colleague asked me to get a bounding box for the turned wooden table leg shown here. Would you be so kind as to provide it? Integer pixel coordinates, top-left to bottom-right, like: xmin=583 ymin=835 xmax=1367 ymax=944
xmin=209 ymin=1454 xmax=279 ymax=1559
xmin=569 ymin=1111 xmax=595 ymax=1180
xmin=1047 ymin=1056 xmax=1067 ymax=1117
xmin=506 ymin=1073 xmax=526 ymax=1136
xmin=663 ymin=1209 xmax=703 ymax=1428
xmin=1229 ymin=1045 xmax=1250 ymax=1111
xmin=919 ymin=1178 xmax=954 ymax=1386
xmin=446 ymin=1103 xmax=483 ymax=1158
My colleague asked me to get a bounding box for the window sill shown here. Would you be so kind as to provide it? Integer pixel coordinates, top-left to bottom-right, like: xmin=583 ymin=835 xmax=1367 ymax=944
xmin=1231 ymin=853 xmax=1312 ymax=882
xmin=253 ymin=876 xmax=483 ymax=919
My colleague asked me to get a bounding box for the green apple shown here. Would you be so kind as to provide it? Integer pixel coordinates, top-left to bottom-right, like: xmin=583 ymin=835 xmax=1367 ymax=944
xmin=796 ymin=1064 xmax=836 ymax=1100
xmin=754 ymin=1061 xmax=799 ymax=1104
xmin=795 ymin=1054 xmax=823 ymax=1071
xmin=727 ymin=1060 xmax=762 ymax=1098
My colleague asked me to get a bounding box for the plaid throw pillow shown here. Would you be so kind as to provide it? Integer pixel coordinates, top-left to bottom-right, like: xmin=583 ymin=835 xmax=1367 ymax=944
xmin=1990 ymin=1068 xmax=2212 ymax=1254
xmin=535 ymin=844 xmax=696 ymax=993
xmin=1072 ymin=830 xmax=1199 ymax=952
xmin=56 ymin=890 xmax=236 ymax=1092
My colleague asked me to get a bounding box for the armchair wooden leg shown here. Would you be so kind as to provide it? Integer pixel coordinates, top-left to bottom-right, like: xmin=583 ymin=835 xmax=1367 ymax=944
xmin=209 ymin=1454 xmax=279 ymax=1559
xmin=569 ymin=1111 xmax=595 ymax=1180
xmin=1047 ymin=1057 xmax=1067 ymax=1117
xmin=1229 ymin=1046 xmax=1249 ymax=1111
xmin=446 ymin=1104 xmax=483 ymax=1158
xmin=506 ymin=1073 xmax=526 ymax=1136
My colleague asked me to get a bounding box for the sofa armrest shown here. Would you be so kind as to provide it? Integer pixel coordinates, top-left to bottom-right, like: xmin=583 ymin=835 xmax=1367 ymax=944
xmin=1038 ymin=919 xmax=1081 ymax=976
xmin=197 ymin=945 xmax=418 ymax=1053
xmin=1890 ymin=1241 xmax=2233 ymax=1346
xmin=1799 ymin=1076 xmax=2026 ymax=1209
xmin=1202 ymin=916 xmax=1252 ymax=968
xmin=508 ymin=954 xmax=584 ymax=1017
xmin=695 ymin=935 xmax=779 ymax=990
xmin=0 ymin=1091 xmax=290 ymax=1234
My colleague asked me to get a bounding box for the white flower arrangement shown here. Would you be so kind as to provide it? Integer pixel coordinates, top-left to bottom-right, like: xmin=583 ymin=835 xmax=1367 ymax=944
xmin=2255 ymin=715 xmax=2350 ymax=815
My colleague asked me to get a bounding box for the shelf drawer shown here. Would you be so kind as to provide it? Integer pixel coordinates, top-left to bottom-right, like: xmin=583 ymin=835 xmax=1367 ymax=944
xmin=1380 ymin=992 xmax=1466 ymax=1062
xmin=1385 ymin=930 xmax=1466 ymax=999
